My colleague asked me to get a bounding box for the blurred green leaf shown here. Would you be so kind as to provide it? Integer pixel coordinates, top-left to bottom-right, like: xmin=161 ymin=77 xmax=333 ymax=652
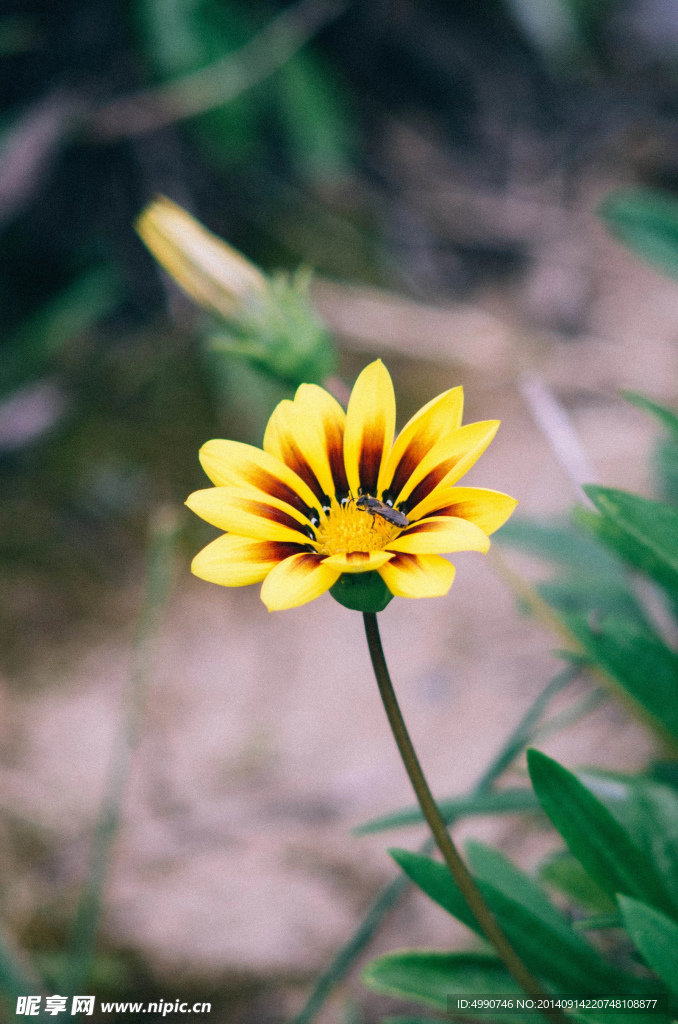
xmin=362 ymin=950 xmax=521 ymax=1013
xmin=624 ymin=393 xmax=678 ymax=440
xmin=580 ymin=486 xmax=678 ymax=605
xmin=275 ymin=53 xmax=353 ymax=180
xmin=618 ymin=896 xmax=678 ymax=997
xmin=539 ymin=851 xmax=617 ymax=914
xmin=0 ymin=927 xmax=43 ymax=1015
xmin=353 ymin=787 xmax=539 ymax=836
xmin=566 ymin=614 xmax=678 ymax=743
xmin=135 ymin=0 xmax=351 ymax=181
xmin=598 ymin=188 xmax=678 ymax=280
xmin=389 ymin=848 xmax=649 ymax=994
xmin=0 ymin=267 xmax=121 ymax=399
xmin=498 ymin=518 xmax=648 ymax=624
xmin=527 ymin=750 xmax=674 ymax=915
xmin=623 ymin=393 xmax=678 ymax=506
xmin=466 ymin=841 xmax=580 ymax=928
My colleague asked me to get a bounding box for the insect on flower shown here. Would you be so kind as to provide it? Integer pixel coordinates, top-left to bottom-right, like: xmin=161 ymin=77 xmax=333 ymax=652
xmin=185 ymin=359 xmax=518 ymax=611
xmin=356 ymin=495 xmax=410 ymax=528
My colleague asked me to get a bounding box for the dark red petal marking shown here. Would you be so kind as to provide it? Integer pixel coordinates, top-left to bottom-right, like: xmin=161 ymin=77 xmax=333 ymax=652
xmin=258 ymin=541 xmax=312 ymax=560
xmin=276 ymin=435 xmax=326 ymax=504
xmin=422 ymin=499 xmax=476 ymax=520
xmin=241 ymin=466 xmax=316 ymax=518
xmin=325 ymin=418 xmax=348 ymax=497
xmin=389 ymin=552 xmax=418 ymax=571
xmin=240 ymin=498 xmax=310 ymax=534
xmin=398 ymin=520 xmax=440 ymax=535
xmin=289 ymin=551 xmax=327 ymax=574
xmin=358 ymin=417 xmax=385 ymax=495
xmin=388 ymin=429 xmax=438 ymax=499
xmin=345 ymin=551 xmax=370 ymax=564
xmin=400 ymin=455 xmax=463 ymax=513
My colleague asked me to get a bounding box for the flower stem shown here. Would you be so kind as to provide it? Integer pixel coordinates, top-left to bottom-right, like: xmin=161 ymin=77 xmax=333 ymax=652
xmin=363 ymin=612 xmax=565 ymax=1024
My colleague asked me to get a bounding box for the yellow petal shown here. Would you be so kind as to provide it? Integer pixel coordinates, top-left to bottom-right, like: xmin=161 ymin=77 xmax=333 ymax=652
xmin=395 ymin=420 xmax=500 ymax=512
xmin=381 ymin=387 xmax=464 ymax=499
xmin=186 ymin=487 xmax=316 ymax=545
xmin=199 ymin=439 xmax=320 ymax=517
xmin=263 ymin=384 xmax=347 ymax=504
xmin=378 ymin=553 xmax=456 ymax=598
xmin=191 ymin=535 xmax=307 ymax=586
xmin=343 ymin=360 xmax=396 ymax=498
xmin=385 ymin=516 xmax=490 ymax=555
xmin=409 ymin=486 xmax=518 ymax=533
xmin=322 ymin=550 xmax=394 ymax=573
xmin=135 ymin=196 xmax=266 ymax=320
xmin=260 ymin=553 xmax=341 ymax=611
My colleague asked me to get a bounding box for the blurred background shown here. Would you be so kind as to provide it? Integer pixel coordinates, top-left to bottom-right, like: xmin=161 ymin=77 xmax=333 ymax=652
xmin=3 ymin=0 xmax=678 ymax=1020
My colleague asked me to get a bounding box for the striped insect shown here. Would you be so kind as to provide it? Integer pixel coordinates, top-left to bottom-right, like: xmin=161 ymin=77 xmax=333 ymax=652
xmin=355 ymin=495 xmax=410 ymax=528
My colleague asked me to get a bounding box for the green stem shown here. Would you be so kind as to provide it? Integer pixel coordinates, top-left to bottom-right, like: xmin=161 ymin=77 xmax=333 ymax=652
xmin=363 ymin=612 xmax=565 ymax=1024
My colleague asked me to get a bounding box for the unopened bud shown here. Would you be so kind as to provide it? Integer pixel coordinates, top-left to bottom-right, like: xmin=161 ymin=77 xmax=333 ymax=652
xmin=136 ymin=196 xmax=267 ymax=321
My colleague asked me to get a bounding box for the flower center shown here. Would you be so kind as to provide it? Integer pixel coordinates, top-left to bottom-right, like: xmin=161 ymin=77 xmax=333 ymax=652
xmin=315 ymin=498 xmax=400 ymax=556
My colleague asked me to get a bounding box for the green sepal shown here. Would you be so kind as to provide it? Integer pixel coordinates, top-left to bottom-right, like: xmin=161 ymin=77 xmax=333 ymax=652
xmin=330 ymin=571 xmax=394 ymax=612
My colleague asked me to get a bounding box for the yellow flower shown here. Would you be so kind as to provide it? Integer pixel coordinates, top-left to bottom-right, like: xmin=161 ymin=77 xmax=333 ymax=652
xmin=186 ymin=360 xmax=517 ymax=611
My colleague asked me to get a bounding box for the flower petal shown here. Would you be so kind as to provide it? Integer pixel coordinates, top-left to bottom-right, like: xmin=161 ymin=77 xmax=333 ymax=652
xmin=322 ymin=550 xmax=394 ymax=573
xmin=135 ymin=196 xmax=266 ymax=321
xmin=378 ymin=553 xmax=456 ymax=598
xmin=410 ymin=486 xmax=518 ymax=533
xmin=344 ymin=360 xmax=396 ymax=498
xmin=385 ymin=516 xmax=490 ymax=555
xmin=186 ymin=487 xmax=316 ymax=544
xmin=199 ymin=439 xmax=320 ymax=517
xmin=260 ymin=552 xmax=341 ymax=610
xmin=381 ymin=387 xmax=464 ymax=499
xmin=395 ymin=420 xmax=500 ymax=513
xmin=263 ymin=384 xmax=347 ymax=504
xmin=191 ymin=535 xmax=307 ymax=586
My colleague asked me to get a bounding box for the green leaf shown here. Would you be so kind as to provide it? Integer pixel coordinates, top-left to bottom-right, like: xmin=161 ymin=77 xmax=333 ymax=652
xmin=598 ymin=188 xmax=678 ymax=280
xmin=465 ymin=841 xmax=583 ymax=930
xmin=539 ymin=851 xmax=617 ymax=914
xmin=353 ymin=788 xmax=539 ymax=836
xmin=527 ymin=750 xmax=674 ymax=915
xmin=623 ymin=394 xmax=678 ymax=505
xmin=565 ymin=614 xmax=678 ymax=743
xmin=618 ymin=896 xmax=678 ymax=997
xmin=362 ymin=950 xmax=521 ymax=1013
xmin=498 ymin=517 xmax=647 ymax=624
xmin=389 ymin=848 xmax=650 ymax=995
xmin=581 ymin=486 xmax=678 ymax=604
xmin=624 ymin=393 xmax=678 ymax=441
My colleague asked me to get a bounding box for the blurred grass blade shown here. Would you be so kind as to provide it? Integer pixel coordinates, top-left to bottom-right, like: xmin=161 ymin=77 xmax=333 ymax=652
xmin=353 ymin=788 xmax=539 ymax=836
xmin=0 ymin=267 xmax=121 ymax=399
xmin=0 ymin=925 xmax=44 ymax=1017
xmin=618 ymin=896 xmax=678 ymax=997
xmin=363 ymin=951 xmax=521 ymax=1015
xmin=390 ymin=848 xmax=659 ymax=996
xmin=290 ymin=667 xmax=577 ymax=1024
xmin=527 ymin=750 xmax=674 ymax=915
xmin=598 ymin=188 xmax=678 ymax=280
xmin=64 ymin=507 xmax=181 ymax=994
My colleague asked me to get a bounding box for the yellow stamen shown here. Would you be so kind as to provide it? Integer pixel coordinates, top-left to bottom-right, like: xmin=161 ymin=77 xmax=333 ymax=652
xmin=315 ymin=499 xmax=400 ymax=556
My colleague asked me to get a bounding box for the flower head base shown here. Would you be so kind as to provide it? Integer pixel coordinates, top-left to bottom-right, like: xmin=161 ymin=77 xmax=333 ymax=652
xmin=186 ymin=360 xmax=517 ymax=611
